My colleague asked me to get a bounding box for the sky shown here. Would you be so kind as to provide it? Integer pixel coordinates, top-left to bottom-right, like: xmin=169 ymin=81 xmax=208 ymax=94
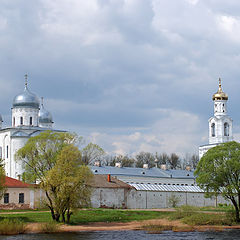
xmin=1 ymin=0 xmax=240 ymax=156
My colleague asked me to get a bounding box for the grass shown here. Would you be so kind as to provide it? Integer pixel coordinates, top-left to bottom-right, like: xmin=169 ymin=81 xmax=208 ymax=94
xmin=39 ymin=221 xmax=60 ymax=233
xmin=0 ymin=208 xmax=48 ymax=213
xmin=0 ymin=207 xmax=236 ymax=227
xmin=0 ymin=219 xmax=26 ymax=235
xmin=182 ymin=212 xmax=231 ymax=226
xmin=0 ymin=209 xmax=171 ymax=225
xmin=169 ymin=205 xmax=234 ymax=226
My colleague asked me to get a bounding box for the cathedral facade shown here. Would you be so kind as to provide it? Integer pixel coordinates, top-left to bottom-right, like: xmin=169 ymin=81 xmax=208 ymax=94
xmin=199 ymin=79 xmax=233 ymax=159
xmin=0 ymin=75 xmax=57 ymax=179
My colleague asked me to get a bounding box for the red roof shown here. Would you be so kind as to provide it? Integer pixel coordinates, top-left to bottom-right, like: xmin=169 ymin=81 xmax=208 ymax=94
xmin=3 ymin=176 xmax=33 ymax=188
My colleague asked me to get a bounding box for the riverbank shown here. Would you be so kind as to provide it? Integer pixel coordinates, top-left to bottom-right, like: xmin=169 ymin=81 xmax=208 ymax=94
xmin=25 ymin=218 xmax=240 ymax=234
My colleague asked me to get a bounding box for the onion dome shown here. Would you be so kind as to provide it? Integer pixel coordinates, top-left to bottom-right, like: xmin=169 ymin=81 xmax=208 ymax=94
xmin=13 ymin=74 xmax=40 ymax=108
xmin=212 ymin=78 xmax=228 ymax=101
xmin=39 ymin=97 xmax=53 ymax=124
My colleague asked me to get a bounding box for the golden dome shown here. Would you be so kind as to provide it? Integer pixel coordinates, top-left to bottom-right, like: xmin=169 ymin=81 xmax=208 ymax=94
xmin=212 ymin=78 xmax=228 ymax=101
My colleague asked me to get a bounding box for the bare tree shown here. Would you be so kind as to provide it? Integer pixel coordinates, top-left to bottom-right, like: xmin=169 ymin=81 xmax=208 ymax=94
xmin=135 ymin=152 xmax=155 ymax=168
xmin=190 ymin=154 xmax=199 ymax=169
xmin=106 ymin=155 xmax=134 ymax=167
xmin=168 ymin=153 xmax=180 ymax=169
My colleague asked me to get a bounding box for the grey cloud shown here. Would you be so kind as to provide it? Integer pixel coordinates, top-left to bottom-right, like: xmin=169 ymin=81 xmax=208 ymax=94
xmin=0 ymin=0 xmax=240 ymax=155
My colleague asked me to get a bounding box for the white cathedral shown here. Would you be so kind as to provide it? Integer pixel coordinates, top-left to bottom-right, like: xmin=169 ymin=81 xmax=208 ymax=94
xmin=0 ymin=75 xmax=57 ymax=179
xmin=199 ymin=78 xmax=233 ymax=158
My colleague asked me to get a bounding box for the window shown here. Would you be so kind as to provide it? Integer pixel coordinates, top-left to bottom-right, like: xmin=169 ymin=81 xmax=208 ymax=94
xmin=6 ymin=145 xmax=8 ymax=158
xmin=20 ymin=117 xmax=23 ymax=125
xmin=30 ymin=117 xmax=32 ymax=125
xmin=224 ymin=122 xmax=229 ymax=136
xmin=211 ymin=123 xmax=215 ymax=137
xmin=19 ymin=193 xmax=24 ymax=204
xmin=4 ymin=193 xmax=9 ymax=204
xmin=13 ymin=117 xmax=15 ymax=126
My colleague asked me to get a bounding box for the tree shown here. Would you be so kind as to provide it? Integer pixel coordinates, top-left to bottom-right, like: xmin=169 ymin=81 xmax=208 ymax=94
xmin=82 ymin=143 xmax=105 ymax=165
xmin=135 ymin=152 xmax=155 ymax=168
xmin=195 ymin=141 xmax=240 ymax=222
xmin=190 ymin=154 xmax=199 ymax=169
xmin=168 ymin=153 xmax=180 ymax=169
xmin=155 ymin=152 xmax=169 ymax=166
xmin=0 ymin=159 xmax=6 ymax=200
xmin=44 ymin=145 xmax=93 ymax=223
xmin=16 ymin=130 xmax=91 ymax=222
xmin=106 ymin=155 xmax=135 ymax=167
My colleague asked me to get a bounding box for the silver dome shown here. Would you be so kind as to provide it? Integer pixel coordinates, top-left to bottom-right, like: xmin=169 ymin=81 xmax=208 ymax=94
xmin=13 ymin=85 xmax=40 ymax=108
xmin=39 ymin=102 xmax=53 ymax=123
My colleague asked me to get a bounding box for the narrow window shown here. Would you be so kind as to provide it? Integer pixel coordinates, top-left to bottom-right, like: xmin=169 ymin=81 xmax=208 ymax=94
xmin=4 ymin=193 xmax=9 ymax=204
xmin=19 ymin=193 xmax=24 ymax=204
xmin=20 ymin=117 xmax=23 ymax=125
xmin=6 ymin=145 xmax=8 ymax=158
xmin=224 ymin=122 xmax=229 ymax=136
xmin=13 ymin=117 xmax=15 ymax=127
xmin=30 ymin=117 xmax=32 ymax=125
xmin=211 ymin=123 xmax=215 ymax=137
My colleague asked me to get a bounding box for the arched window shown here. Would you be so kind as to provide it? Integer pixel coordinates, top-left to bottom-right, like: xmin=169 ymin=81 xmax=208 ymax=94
xmin=211 ymin=123 xmax=215 ymax=137
xmin=30 ymin=117 xmax=32 ymax=125
xmin=224 ymin=122 xmax=229 ymax=136
xmin=20 ymin=117 xmax=23 ymax=125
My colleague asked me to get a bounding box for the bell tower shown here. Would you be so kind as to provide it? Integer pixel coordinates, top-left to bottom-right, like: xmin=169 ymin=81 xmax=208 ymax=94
xmin=208 ymin=78 xmax=233 ymax=144
xmin=199 ymin=78 xmax=233 ymax=159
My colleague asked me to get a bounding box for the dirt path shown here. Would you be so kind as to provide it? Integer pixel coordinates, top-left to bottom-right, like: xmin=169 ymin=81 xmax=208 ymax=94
xmin=25 ymin=219 xmax=240 ymax=233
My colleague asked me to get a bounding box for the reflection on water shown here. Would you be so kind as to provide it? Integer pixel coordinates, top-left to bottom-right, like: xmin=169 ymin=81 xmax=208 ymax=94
xmin=0 ymin=230 xmax=240 ymax=240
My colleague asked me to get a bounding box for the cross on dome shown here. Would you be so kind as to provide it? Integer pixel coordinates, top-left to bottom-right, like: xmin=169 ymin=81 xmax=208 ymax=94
xmin=24 ymin=74 xmax=28 ymax=87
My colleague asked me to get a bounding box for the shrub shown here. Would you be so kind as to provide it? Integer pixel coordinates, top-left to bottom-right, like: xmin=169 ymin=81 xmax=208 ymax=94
xmin=168 ymin=194 xmax=180 ymax=208
xmin=142 ymin=224 xmax=173 ymax=234
xmin=0 ymin=219 xmax=26 ymax=235
xmin=39 ymin=221 xmax=60 ymax=233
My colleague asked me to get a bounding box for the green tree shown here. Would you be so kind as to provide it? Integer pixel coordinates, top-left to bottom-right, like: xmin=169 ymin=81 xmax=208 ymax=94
xmin=195 ymin=141 xmax=240 ymax=222
xmin=82 ymin=143 xmax=105 ymax=165
xmin=44 ymin=145 xmax=93 ymax=223
xmin=16 ymin=130 xmax=90 ymax=222
xmin=0 ymin=159 xmax=6 ymax=200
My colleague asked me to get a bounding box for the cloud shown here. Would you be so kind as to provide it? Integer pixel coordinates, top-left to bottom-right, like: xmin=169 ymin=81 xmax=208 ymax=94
xmin=86 ymin=109 xmax=204 ymax=156
xmin=0 ymin=0 xmax=240 ymax=156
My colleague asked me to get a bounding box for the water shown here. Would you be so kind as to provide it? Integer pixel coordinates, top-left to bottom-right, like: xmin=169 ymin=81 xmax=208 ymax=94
xmin=0 ymin=230 xmax=239 ymax=240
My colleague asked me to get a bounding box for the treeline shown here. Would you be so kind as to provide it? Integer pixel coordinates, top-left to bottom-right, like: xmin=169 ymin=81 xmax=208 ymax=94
xmin=81 ymin=143 xmax=199 ymax=170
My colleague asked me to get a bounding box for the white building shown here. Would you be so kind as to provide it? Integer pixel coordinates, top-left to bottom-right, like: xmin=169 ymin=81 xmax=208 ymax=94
xmin=0 ymin=75 xmax=58 ymax=179
xmin=199 ymin=78 xmax=233 ymax=159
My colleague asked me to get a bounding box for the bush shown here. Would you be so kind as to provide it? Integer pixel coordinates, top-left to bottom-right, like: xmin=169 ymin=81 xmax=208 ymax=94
xmin=168 ymin=194 xmax=180 ymax=208
xmin=142 ymin=224 xmax=173 ymax=234
xmin=39 ymin=221 xmax=60 ymax=233
xmin=0 ymin=219 xmax=26 ymax=235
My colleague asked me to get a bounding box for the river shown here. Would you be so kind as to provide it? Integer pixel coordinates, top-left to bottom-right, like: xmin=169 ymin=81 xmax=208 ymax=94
xmin=0 ymin=230 xmax=240 ymax=240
